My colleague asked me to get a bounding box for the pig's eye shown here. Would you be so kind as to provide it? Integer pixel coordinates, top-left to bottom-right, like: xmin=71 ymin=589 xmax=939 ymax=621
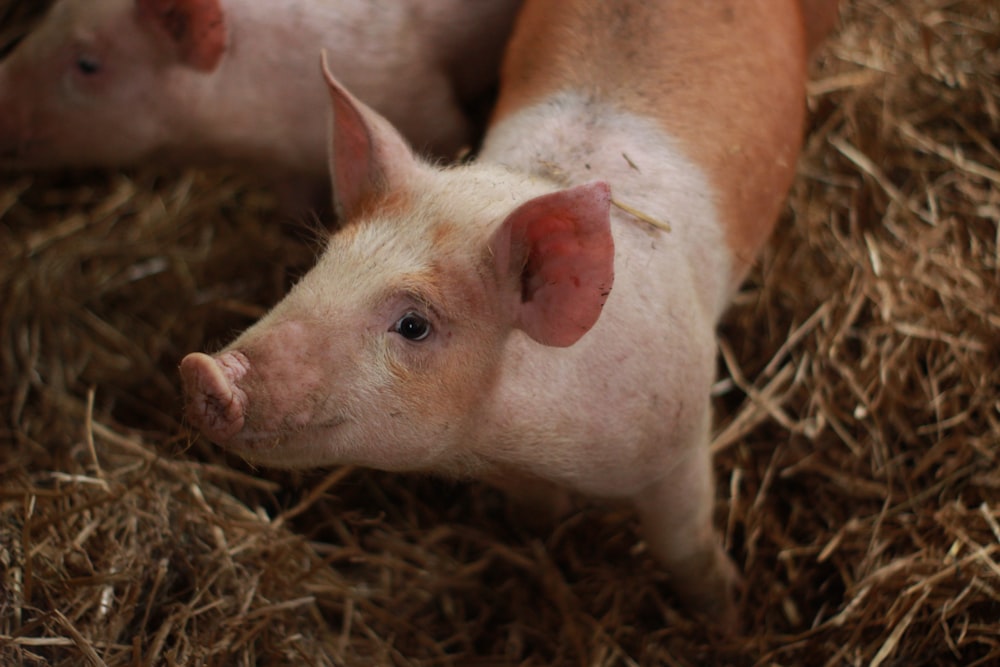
xmin=393 ymin=312 xmax=431 ymax=342
xmin=76 ymin=56 xmax=101 ymax=75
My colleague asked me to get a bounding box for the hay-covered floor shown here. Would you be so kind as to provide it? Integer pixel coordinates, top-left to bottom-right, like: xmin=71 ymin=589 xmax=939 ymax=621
xmin=2 ymin=1 xmax=998 ymax=664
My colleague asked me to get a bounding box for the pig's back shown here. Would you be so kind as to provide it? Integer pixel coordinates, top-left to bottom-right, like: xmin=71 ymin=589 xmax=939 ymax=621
xmin=490 ymin=0 xmax=809 ymax=284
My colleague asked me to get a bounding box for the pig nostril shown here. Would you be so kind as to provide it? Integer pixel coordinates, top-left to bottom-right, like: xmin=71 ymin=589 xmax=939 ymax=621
xmin=181 ymin=352 xmax=249 ymax=442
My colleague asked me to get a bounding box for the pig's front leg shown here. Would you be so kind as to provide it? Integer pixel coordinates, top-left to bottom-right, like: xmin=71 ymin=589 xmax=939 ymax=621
xmin=633 ymin=415 xmax=742 ymax=631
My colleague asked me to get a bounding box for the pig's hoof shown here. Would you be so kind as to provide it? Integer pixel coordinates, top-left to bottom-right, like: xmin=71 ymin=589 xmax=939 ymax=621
xmin=670 ymin=549 xmax=744 ymax=635
xmin=700 ymin=559 xmax=744 ymax=635
xmin=707 ymin=557 xmax=745 ymax=635
xmin=180 ymin=351 xmax=249 ymax=443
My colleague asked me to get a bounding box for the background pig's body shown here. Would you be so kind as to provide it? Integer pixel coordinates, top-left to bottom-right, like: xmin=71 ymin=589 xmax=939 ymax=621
xmin=183 ymin=0 xmax=834 ymax=628
xmin=0 ymin=0 xmax=520 ymax=187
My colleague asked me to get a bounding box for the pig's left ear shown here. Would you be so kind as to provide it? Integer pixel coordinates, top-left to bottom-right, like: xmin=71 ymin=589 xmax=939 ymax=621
xmin=136 ymin=0 xmax=227 ymax=71
xmin=321 ymin=53 xmax=421 ymax=221
xmin=493 ymin=181 xmax=615 ymax=347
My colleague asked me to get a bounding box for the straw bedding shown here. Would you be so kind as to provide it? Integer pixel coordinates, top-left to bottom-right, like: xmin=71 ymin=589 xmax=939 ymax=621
xmin=1 ymin=0 xmax=998 ymax=664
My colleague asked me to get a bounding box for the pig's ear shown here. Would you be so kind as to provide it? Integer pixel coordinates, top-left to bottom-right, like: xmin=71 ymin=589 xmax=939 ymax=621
xmin=321 ymin=53 xmax=421 ymax=221
xmin=493 ymin=181 xmax=615 ymax=347
xmin=136 ymin=0 xmax=227 ymax=71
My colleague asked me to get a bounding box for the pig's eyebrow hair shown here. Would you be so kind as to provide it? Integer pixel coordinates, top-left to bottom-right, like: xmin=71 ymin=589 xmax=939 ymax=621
xmin=374 ymin=271 xmax=447 ymax=311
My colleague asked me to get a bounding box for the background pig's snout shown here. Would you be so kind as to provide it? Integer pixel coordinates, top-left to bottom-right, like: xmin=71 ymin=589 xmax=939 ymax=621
xmin=181 ymin=351 xmax=250 ymax=443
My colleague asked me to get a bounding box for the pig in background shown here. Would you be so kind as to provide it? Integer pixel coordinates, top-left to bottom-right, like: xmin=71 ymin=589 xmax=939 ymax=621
xmin=0 ymin=0 xmax=521 ymax=202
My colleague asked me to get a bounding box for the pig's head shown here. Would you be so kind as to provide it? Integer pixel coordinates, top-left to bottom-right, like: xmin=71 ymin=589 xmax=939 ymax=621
xmin=180 ymin=64 xmax=615 ymax=472
xmin=0 ymin=0 xmax=226 ymax=168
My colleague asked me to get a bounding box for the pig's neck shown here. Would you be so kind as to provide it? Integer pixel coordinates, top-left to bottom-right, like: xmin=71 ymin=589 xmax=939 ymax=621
xmin=465 ymin=94 xmax=730 ymax=493
xmin=480 ymin=92 xmax=731 ymax=317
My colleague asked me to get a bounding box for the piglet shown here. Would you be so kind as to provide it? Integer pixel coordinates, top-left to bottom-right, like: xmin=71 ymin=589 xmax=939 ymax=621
xmin=181 ymin=0 xmax=838 ymax=628
xmin=0 ymin=0 xmax=520 ymax=194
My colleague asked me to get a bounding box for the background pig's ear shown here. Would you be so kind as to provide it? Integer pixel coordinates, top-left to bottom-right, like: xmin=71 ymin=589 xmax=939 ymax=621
xmin=136 ymin=0 xmax=227 ymax=71
xmin=321 ymin=53 xmax=420 ymax=222
xmin=494 ymin=181 xmax=615 ymax=347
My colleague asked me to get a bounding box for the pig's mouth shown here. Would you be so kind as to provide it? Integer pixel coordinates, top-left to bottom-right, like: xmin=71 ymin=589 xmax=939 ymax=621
xmin=216 ymin=417 xmax=349 ymax=458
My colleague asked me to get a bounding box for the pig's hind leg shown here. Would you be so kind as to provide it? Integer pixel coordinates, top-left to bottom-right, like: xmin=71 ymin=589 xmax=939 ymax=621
xmin=632 ymin=416 xmax=741 ymax=632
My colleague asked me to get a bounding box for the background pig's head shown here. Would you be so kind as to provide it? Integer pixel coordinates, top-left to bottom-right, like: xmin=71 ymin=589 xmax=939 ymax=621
xmin=180 ymin=66 xmax=615 ymax=472
xmin=0 ymin=0 xmax=226 ymax=168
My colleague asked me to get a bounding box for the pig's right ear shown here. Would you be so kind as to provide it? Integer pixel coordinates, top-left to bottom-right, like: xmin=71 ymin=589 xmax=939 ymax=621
xmin=136 ymin=0 xmax=227 ymax=71
xmin=321 ymin=53 xmax=421 ymax=221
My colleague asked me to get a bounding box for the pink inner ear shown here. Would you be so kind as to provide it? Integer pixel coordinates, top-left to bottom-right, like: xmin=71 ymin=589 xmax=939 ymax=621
xmin=323 ymin=58 xmax=378 ymax=221
xmin=500 ymin=181 xmax=615 ymax=347
xmin=321 ymin=55 xmax=421 ymax=221
xmin=137 ymin=0 xmax=226 ymax=71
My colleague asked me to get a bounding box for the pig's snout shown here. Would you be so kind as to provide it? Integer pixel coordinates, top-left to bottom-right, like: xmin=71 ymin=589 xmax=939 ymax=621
xmin=181 ymin=351 xmax=250 ymax=443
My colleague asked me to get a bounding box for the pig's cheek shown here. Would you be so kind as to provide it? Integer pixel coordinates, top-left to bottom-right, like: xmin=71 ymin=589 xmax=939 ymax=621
xmin=382 ymin=329 xmax=456 ymax=397
xmin=392 ymin=334 xmax=493 ymax=424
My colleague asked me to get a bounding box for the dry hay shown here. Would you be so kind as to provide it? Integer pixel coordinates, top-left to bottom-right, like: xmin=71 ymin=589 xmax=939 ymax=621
xmin=1 ymin=0 xmax=998 ymax=664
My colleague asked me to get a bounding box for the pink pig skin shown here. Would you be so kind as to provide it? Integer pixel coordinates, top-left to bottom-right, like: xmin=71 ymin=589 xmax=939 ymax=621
xmin=0 ymin=0 xmax=520 ymax=190
xmin=182 ymin=0 xmax=839 ymax=630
